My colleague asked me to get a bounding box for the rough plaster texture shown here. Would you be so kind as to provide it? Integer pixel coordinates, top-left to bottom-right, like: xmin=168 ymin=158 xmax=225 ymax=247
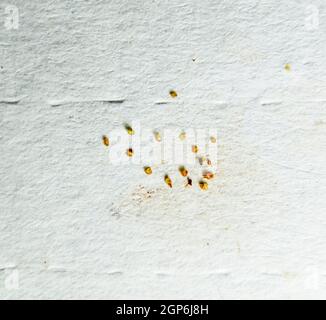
xmin=0 ymin=0 xmax=326 ymax=299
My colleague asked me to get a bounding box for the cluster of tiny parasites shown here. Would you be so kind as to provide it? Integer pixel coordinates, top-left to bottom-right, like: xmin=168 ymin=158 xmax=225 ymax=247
xmin=102 ymin=92 xmax=217 ymax=190
xmin=102 ymin=125 xmax=217 ymax=191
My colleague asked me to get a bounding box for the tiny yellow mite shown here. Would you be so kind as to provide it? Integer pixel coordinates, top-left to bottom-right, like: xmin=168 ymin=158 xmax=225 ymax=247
xmin=192 ymin=145 xmax=198 ymax=153
xmin=284 ymin=63 xmax=291 ymax=71
xmin=164 ymin=175 xmax=172 ymax=188
xmin=102 ymin=135 xmax=109 ymax=146
xmin=210 ymin=136 xmax=217 ymax=143
xmin=199 ymin=181 xmax=208 ymax=190
xmin=153 ymin=131 xmax=162 ymax=142
xmin=179 ymin=131 xmax=186 ymax=140
xmin=126 ymin=148 xmax=134 ymax=157
xmin=124 ymin=124 xmax=134 ymax=135
xmin=179 ymin=166 xmax=188 ymax=177
xmin=144 ymin=166 xmax=152 ymax=175
xmin=169 ymin=90 xmax=178 ymax=98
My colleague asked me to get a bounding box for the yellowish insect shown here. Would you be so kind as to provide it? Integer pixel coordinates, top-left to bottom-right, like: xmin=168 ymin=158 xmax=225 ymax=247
xmin=179 ymin=131 xmax=186 ymax=140
xmin=144 ymin=166 xmax=152 ymax=175
xmin=169 ymin=90 xmax=178 ymax=98
xmin=210 ymin=136 xmax=217 ymax=143
xmin=153 ymin=131 xmax=162 ymax=142
xmin=124 ymin=124 xmax=134 ymax=135
xmin=164 ymin=175 xmax=172 ymax=188
xmin=199 ymin=180 xmax=208 ymax=190
xmin=192 ymin=145 xmax=198 ymax=153
xmin=203 ymin=171 xmax=214 ymax=180
xmin=284 ymin=63 xmax=291 ymax=71
xmin=102 ymin=135 xmax=109 ymax=147
xmin=126 ymin=148 xmax=134 ymax=157
xmin=179 ymin=166 xmax=188 ymax=177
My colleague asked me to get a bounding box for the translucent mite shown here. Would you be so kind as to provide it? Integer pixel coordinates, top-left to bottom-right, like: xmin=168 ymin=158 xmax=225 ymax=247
xmin=284 ymin=63 xmax=291 ymax=71
xmin=179 ymin=131 xmax=186 ymax=140
xmin=203 ymin=171 xmax=214 ymax=180
xmin=198 ymin=156 xmax=206 ymax=166
xmin=153 ymin=131 xmax=162 ymax=142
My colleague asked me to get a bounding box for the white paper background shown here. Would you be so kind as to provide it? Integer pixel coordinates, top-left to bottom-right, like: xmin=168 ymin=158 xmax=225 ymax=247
xmin=0 ymin=0 xmax=326 ymax=299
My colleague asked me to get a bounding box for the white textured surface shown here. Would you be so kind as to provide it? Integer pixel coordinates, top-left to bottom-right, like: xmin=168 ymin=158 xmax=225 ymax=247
xmin=1 ymin=0 xmax=326 ymax=299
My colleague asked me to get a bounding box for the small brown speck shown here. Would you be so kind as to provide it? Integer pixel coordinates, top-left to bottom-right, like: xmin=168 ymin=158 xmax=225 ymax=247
xmin=102 ymin=135 xmax=109 ymax=147
xmin=126 ymin=148 xmax=134 ymax=157
xmin=186 ymin=177 xmax=192 ymax=187
xmin=207 ymin=158 xmax=212 ymax=166
xmin=210 ymin=136 xmax=217 ymax=143
xmin=179 ymin=166 xmax=188 ymax=177
xmin=169 ymin=90 xmax=178 ymax=98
